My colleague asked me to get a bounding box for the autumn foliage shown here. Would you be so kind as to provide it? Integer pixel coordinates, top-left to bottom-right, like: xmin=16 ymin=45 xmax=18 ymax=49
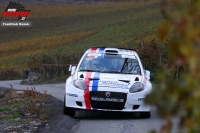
xmin=146 ymin=0 xmax=200 ymax=132
xmin=0 ymin=69 xmax=21 ymax=80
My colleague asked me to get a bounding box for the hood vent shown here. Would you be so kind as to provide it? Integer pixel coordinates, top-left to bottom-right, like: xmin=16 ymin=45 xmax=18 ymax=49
xmin=105 ymin=50 xmax=118 ymax=53
xmin=135 ymin=77 xmax=139 ymax=81
xmin=80 ymin=74 xmax=84 ymax=78
xmin=118 ymin=80 xmax=130 ymax=83
xmin=89 ymin=78 xmax=100 ymax=80
xmin=105 ymin=50 xmax=118 ymax=55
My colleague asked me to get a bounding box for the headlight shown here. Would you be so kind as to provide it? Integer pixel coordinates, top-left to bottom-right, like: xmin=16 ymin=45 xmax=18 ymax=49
xmin=129 ymin=83 xmax=144 ymax=93
xmin=74 ymin=79 xmax=87 ymax=90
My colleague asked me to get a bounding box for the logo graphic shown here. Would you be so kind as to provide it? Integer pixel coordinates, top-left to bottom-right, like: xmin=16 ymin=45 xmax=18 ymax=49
xmin=105 ymin=92 xmax=111 ymax=97
xmin=1 ymin=2 xmax=31 ymax=21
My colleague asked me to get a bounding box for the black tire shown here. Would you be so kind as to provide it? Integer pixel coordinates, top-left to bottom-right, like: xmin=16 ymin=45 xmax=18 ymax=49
xmin=140 ymin=112 xmax=151 ymax=118
xmin=64 ymin=97 xmax=76 ymax=116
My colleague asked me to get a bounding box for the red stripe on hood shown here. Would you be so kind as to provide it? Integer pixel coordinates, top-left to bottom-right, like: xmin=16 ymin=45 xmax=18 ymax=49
xmin=84 ymin=72 xmax=92 ymax=110
xmin=90 ymin=48 xmax=97 ymax=53
xmin=89 ymin=48 xmax=97 ymax=58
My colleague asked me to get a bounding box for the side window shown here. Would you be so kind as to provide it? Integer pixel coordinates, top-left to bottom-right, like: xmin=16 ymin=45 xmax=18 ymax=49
xmin=121 ymin=59 xmax=141 ymax=74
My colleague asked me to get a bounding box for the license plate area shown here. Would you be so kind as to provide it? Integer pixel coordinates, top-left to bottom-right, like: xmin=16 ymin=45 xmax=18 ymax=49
xmin=89 ymin=91 xmax=127 ymax=110
xmin=91 ymin=97 xmax=124 ymax=102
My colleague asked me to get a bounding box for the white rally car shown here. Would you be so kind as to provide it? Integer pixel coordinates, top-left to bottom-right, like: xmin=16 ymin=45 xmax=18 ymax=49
xmin=64 ymin=47 xmax=152 ymax=118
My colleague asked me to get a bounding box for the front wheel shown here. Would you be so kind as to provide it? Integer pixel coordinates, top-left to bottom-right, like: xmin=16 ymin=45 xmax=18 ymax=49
xmin=140 ymin=112 xmax=151 ymax=118
xmin=64 ymin=97 xmax=76 ymax=116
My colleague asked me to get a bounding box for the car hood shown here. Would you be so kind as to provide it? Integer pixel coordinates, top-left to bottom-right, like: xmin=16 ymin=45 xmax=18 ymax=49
xmin=77 ymin=72 xmax=143 ymax=89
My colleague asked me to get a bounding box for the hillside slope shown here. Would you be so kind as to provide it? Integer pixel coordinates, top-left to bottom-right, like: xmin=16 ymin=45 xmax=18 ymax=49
xmin=0 ymin=0 xmax=162 ymax=70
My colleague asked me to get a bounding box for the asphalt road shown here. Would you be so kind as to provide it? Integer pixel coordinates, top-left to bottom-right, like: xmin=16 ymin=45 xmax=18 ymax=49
xmin=0 ymin=80 xmax=179 ymax=133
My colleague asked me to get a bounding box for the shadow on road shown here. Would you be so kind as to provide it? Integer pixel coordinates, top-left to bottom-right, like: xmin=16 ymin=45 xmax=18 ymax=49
xmin=74 ymin=110 xmax=148 ymax=120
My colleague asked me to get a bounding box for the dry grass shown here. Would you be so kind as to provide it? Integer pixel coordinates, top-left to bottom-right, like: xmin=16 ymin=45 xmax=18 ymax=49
xmin=0 ymin=31 xmax=96 ymax=61
xmin=0 ymin=86 xmax=50 ymax=122
xmin=22 ymin=0 xmax=160 ymax=18
xmin=0 ymin=0 xmax=162 ymax=72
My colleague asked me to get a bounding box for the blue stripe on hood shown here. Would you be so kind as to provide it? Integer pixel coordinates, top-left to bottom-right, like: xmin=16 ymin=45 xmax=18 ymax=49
xmin=92 ymin=72 xmax=100 ymax=91
xmin=91 ymin=72 xmax=100 ymax=110
xmin=97 ymin=48 xmax=105 ymax=58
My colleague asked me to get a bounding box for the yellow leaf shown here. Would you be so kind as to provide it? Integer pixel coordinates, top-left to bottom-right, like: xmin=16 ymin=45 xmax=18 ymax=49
xmin=158 ymin=21 xmax=170 ymax=42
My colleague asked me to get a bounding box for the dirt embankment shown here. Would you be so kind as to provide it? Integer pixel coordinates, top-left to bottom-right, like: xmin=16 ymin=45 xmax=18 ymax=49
xmin=0 ymin=87 xmax=78 ymax=133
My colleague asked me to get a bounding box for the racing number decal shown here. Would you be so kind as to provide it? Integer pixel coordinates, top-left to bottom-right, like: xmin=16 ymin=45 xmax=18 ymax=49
xmin=84 ymin=72 xmax=92 ymax=110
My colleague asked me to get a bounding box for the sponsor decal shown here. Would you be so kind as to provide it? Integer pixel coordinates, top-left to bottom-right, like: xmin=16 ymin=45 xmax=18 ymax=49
xmin=98 ymin=80 xmax=129 ymax=89
xmin=118 ymin=49 xmax=134 ymax=55
xmin=67 ymin=93 xmax=78 ymax=97
xmin=121 ymin=55 xmax=136 ymax=59
xmin=91 ymin=97 xmax=124 ymax=102
xmin=102 ymin=76 xmax=117 ymax=80
xmin=88 ymin=53 xmax=102 ymax=56
xmin=138 ymin=98 xmax=144 ymax=101
xmin=1 ymin=2 xmax=31 ymax=27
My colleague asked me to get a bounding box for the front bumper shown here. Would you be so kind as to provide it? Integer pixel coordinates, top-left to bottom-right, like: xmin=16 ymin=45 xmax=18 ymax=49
xmin=65 ymin=85 xmax=151 ymax=112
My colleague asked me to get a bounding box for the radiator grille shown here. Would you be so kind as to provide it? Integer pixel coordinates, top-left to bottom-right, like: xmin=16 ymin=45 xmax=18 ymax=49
xmin=89 ymin=91 xmax=127 ymax=110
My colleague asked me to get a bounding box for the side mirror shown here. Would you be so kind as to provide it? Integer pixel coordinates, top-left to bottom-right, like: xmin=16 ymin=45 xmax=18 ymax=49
xmin=145 ymin=70 xmax=150 ymax=80
xmin=71 ymin=66 xmax=76 ymax=75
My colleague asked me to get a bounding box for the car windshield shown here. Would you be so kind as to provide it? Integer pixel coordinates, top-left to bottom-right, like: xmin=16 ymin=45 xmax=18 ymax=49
xmin=79 ymin=54 xmax=141 ymax=74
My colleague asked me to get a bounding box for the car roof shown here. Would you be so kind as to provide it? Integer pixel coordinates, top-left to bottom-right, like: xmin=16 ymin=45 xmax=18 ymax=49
xmin=86 ymin=47 xmax=137 ymax=56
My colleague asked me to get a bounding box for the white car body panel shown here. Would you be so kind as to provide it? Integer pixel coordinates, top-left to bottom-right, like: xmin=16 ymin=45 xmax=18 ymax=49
xmin=65 ymin=48 xmax=152 ymax=113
